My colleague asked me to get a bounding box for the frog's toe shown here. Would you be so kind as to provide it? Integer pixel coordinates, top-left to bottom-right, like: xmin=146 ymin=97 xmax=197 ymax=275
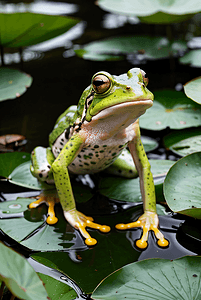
xmin=64 ymin=209 xmax=111 ymax=246
xmin=29 ymin=194 xmax=59 ymax=225
xmin=116 ymin=212 xmax=169 ymax=249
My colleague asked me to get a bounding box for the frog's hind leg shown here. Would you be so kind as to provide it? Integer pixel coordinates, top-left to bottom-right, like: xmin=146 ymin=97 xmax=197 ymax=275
xmin=30 ymin=146 xmax=55 ymax=183
xmin=29 ymin=190 xmax=60 ymax=224
xmin=29 ymin=146 xmax=59 ymax=224
xmin=104 ymin=148 xmax=138 ymax=178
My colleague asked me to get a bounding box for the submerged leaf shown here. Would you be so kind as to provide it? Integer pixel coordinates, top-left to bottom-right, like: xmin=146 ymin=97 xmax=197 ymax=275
xmin=164 ymin=152 xmax=201 ymax=218
xmin=0 ymin=68 xmax=32 ymax=101
xmin=92 ymin=256 xmax=201 ymax=299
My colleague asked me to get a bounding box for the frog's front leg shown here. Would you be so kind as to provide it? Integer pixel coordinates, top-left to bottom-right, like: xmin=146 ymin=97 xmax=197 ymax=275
xmin=52 ymin=134 xmax=110 ymax=246
xmin=116 ymin=121 xmax=169 ymax=249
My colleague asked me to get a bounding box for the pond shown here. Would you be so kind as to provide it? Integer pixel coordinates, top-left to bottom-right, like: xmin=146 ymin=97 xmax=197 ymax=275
xmin=0 ymin=0 xmax=201 ymax=299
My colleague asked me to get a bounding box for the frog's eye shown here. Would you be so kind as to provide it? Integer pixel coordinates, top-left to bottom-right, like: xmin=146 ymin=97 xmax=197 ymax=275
xmin=92 ymin=74 xmax=111 ymax=94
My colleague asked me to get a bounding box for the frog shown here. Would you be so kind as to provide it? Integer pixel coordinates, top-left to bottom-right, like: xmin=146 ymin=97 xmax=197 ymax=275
xmin=30 ymin=68 xmax=169 ymax=249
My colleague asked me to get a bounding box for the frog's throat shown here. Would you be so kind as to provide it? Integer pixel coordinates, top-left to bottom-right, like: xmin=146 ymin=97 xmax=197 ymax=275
xmin=86 ymin=99 xmax=153 ymax=122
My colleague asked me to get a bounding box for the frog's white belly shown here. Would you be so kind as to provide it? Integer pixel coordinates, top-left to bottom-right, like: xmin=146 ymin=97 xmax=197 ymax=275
xmin=68 ymin=124 xmax=136 ymax=174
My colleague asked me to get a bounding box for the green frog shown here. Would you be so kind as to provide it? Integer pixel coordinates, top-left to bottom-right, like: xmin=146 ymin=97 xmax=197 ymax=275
xmin=30 ymin=68 xmax=168 ymax=249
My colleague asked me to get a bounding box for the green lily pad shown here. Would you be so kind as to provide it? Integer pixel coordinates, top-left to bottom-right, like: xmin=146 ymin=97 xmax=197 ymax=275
xmin=0 ymin=242 xmax=48 ymax=300
xmin=38 ymin=273 xmax=77 ymax=300
xmin=184 ymin=76 xmax=201 ymax=104
xmin=170 ymin=135 xmax=201 ymax=156
xmin=97 ymin=0 xmax=198 ymax=24
xmin=99 ymin=159 xmax=174 ymax=202
xmin=0 ymin=152 xmax=52 ymax=190
xmin=0 ymin=197 xmax=78 ymax=251
xmin=0 ymin=68 xmax=32 ymax=101
xmin=0 ymin=12 xmax=79 ymax=48
xmin=92 ymin=256 xmax=201 ymax=299
xmin=0 ymin=152 xmax=30 ymax=178
xmin=0 ymin=152 xmax=93 ymax=202
xmin=163 ymin=127 xmax=201 ymax=154
xmin=164 ymin=152 xmax=201 ymax=219
xmin=142 ymin=136 xmax=158 ymax=152
xmin=180 ymin=49 xmax=201 ymax=68
xmin=75 ymin=36 xmax=187 ymax=61
xmin=140 ymin=90 xmax=201 ymax=130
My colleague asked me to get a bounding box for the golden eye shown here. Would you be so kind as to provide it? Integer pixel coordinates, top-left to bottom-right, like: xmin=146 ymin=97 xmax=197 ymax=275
xmin=92 ymin=74 xmax=111 ymax=94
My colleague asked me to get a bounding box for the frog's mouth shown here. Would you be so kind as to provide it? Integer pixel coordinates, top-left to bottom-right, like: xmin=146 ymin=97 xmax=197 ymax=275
xmin=87 ymin=99 xmax=153 ymax=122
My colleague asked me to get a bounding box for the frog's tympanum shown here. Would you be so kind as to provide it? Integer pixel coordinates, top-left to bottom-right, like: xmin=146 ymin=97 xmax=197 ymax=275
xmin=30 ymin=68 xmax=168 ymax=249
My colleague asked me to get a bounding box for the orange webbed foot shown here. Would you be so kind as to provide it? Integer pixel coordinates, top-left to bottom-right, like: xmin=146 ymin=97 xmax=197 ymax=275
xmin=64 ymin=209 xmax=111 ymax=246
xmin=116 ymin=211 xmax=169 ymax=249
xmin=29 ymin=192 xmax=60 ymax=225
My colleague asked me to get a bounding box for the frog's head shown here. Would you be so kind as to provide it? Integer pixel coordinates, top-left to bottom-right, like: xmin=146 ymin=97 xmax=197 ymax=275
xmin=80 ymin=68 xmax=154 ymax=123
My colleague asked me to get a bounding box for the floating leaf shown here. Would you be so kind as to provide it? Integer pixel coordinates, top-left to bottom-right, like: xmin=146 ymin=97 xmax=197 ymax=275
xmin=0 ymin=242 xmax=48 ymax=300
xmin=140 ymin=90 xmax=201 ymax=130
xmin=0 ymin=152 xmax=30 ymax=178
xmin=163 ymin=127 xmax=201 ymax=155
xmin=180 ymin=49 xmax=201 ymax=68
xmin=75 ymin=36 xmax=187 ymax=61
xmin=164 ymin=152 xmax=201 ymax=219
xmin=141 ymin=136 xmax=158 ymax=152
xmin=99 ymin=160 xmax=174 ymax=202
xmin=0 ymin=12 xmax=79 ymax=48
xmin=170 ymin=135 xmax=201 ymax=156
xmin=38 ymin=273 xmax=77 ymax=300
xmin=184 ymin=76 xmax=201 ymax=104
xmin=0 ymin=68 xmax=32 ymax=101
xmin=97 ymin=0 xmax=199 ymax=23
xmin=0 ymin=152 xmax=52 ymax=190
xmin=92 ymin=256 xmax=201 ymax=299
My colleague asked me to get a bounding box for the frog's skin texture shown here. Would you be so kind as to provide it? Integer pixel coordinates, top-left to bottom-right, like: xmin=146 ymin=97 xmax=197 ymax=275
xmin=30 ymin=68 xmax=168 ymax=248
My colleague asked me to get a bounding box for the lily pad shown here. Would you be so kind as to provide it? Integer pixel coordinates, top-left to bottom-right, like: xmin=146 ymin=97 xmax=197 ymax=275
xmin=97 ymin=0 xmax=199 ymax=24
xmin=0 ymin=152 xmax=52 ymax=190
xmin=92 ymin=256 xmax=201 ymax=299
xmin=142 ymin=136 xmax=158 ymax=152
xmin=0 ymin=68 xmax=32 ymax=101
xmin=99 ymin=159 xmax=174 ymax=202
xmin=0 ymin=242 xmax=48 ymax=300
xmin=163 ymin=127 xmax=201 ymax=155
xmin=140 ymin=90 xmax=201 ymax=130
xmin=0 ymin=197 xmax=79 ymax=251
xmin=38 ymin=273 xmax=77 ymax=300
xmin=180 ymin=49 xmax=201 ymax=68
xmin=75 ymin=36 xmax=187 ymax=61
xmin=169 ymin=135 xmax=201 ymax=156
xmin=164 ymin=152 xmax=201 ymax=219
xmin=184 ymin=76 xmax=201 ymax=104
xmin=0 ymin=12 xmax=79 ymax=48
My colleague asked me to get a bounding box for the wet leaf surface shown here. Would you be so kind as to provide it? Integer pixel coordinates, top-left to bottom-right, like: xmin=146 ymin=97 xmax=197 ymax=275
xmin=164 ymin=152 xmax=201 ymax=219
xmin=184 ymin=76 xmax=201 ymax=104
xmin=140 ymin=90 xmax=201 ymax=130
xmin=0 ymin=242 xmax=48 ymax=300
xmin=92 ymin=256 xmax=201 ymax=299
xmin=0 ymin=68 xmax=32 ymax=101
